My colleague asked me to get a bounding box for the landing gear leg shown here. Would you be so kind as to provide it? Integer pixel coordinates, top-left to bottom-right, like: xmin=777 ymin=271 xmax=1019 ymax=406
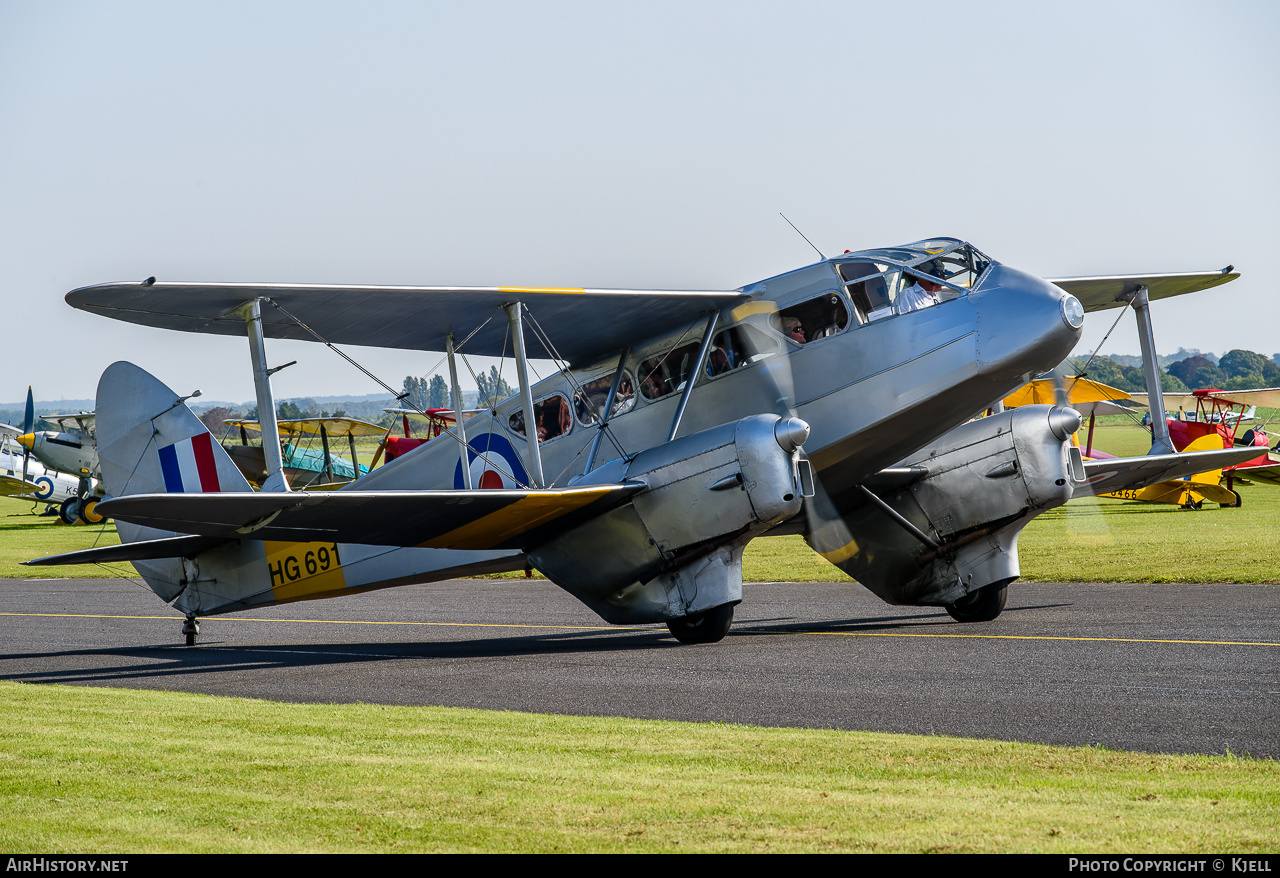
xmin=183 ymin=615 xmax=200 ymax=647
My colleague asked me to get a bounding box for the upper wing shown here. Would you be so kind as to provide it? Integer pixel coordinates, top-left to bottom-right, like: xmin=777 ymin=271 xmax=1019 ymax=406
xmin=66 ymin=282 xmax=748 ymax=368
xmin=1049 ymin=268 xmax=1239 ymax=313
xmin=43 ymin=412 xmax=95 ymax=432
xmin=92 ymin=484 xmax=642 ymax=551
xmin=1077 ymin=446 xmax=1260 ymax=495
xmin=1130 ymin=388 xmax=1280 ymax=411
xmin=230 ymin=417 xmax=387 ymax=438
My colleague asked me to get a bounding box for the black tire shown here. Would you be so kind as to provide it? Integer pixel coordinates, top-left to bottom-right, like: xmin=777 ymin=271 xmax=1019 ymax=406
xmin=666 ymin=604 xmax=735 ymax=644
xmin=58 ymin=498 xmax=81 ymax=525
xmin=1220 ymin=490 xmax=1243 ymax=509
xmin=945 ymin=579 xmax=1011 ymax=623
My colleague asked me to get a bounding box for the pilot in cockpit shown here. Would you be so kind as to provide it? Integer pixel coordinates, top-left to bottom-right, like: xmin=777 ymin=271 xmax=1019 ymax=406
xmin=895 ymin=271 xmax=945 ymax=314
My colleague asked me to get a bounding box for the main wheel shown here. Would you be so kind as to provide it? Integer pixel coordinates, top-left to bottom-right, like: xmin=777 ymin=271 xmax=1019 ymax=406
xmin=666 ymin=604 xmax=735 ymax=644
xmin=80 ymin=497 xmax=106 ymax=524
xmin=58 ymin=498 xmax=81 ymax=525
xmin=1220 ymin=490 xmax=1242 ymax=509
xmin=945 ymin=579 xmax=1011 ymax=623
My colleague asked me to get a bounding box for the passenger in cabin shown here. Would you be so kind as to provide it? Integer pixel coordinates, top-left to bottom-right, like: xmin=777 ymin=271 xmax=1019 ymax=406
xmin=707 ymin=346 xmax=733 ymax=376
xmin=642 ymin=371 xmax=669 ymax=399
xmin=535 ymin=396 xmax=572 ymax=442
xmin=895 ymin=274 xmax=944 ymax=314
xmin=612 ymin=376 xmax=635 ymax=414
xmin=782 ymin=316 xmax=807 ymax=345
xmin=810 ymin=295 xmax=848 ymax=339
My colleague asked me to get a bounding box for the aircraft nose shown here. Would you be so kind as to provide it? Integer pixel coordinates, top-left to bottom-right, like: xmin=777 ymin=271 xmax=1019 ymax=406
xmin=17 ymin=433 xmax=34 ymax=451
xmin=973 ymin=265 xmax=1083 ymax=380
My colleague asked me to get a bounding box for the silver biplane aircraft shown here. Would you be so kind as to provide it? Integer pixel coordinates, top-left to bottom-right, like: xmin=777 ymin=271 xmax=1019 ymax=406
xmin=16 ymin=406 xmax=104 ymax=523
xmin=29 ymin=238 xmax=1257 ymax=645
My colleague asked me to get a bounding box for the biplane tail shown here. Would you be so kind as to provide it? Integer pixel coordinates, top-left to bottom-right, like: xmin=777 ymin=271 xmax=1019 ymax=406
xmin=26 ymin=362 xmax=261 ymax=610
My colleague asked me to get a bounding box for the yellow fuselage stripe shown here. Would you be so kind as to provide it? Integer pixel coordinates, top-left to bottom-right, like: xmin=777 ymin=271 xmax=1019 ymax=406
xmin=419 ymin=488 xmax=614 ymax=550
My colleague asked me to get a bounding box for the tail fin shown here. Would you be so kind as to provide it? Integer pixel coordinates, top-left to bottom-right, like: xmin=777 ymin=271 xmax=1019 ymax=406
xmin=97 ymin=361 xmax=251 ymax=501
xmin=96 ymin=361 xmax=253 ymax=605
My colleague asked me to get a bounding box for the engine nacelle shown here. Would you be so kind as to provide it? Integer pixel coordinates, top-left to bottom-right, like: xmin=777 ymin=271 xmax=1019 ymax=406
xmin=529 ymin=414 xmax=809 ymax=624
xmin=808 ymin=405 xmax=1082 ymax=607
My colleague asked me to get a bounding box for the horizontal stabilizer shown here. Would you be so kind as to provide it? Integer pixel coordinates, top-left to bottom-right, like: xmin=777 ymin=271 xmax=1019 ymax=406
xmin=1049 ymin=268 xmax=1239 ymax=313
xmin=1079 ymin=446 xmax=1261 ymax=495
xmin=97 ymin=484 xmax=643 ymax=551
xmin=24 ymin=534 xmax=232 ymax=567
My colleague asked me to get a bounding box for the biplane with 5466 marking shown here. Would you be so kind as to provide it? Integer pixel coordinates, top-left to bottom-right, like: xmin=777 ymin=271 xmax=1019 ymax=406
xmin=29 ymin=239 xmax=1258 ymax=645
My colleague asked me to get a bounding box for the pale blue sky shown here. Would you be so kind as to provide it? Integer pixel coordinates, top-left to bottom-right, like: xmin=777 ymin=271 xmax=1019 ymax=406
xmin=2 ymin=1 xmax=1276 ymax=404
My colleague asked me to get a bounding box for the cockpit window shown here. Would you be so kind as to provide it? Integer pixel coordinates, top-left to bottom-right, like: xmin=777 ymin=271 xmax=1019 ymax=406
xmin=913 ymin=245 xmax=991 ymax=290
xmin=837 ymin=241 xmax=989 ymax=321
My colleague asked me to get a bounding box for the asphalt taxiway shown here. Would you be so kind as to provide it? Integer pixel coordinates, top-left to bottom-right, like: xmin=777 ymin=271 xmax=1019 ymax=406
xmin=1 ymin=577 xmax=1276 ymax=757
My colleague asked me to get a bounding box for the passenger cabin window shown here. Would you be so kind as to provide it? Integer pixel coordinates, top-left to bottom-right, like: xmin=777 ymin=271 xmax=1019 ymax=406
xmin=777 ymin=293 xmax=851 ymax=344
xmin=573 ymin=372 xmax=636 ymax=424
xmin=639 ymin=341 xmax=702 ymax=401
xmin=706 ymin=324 xmax=779 ymax=377
xmin=509 ymin=393 xmax=572 ymax=443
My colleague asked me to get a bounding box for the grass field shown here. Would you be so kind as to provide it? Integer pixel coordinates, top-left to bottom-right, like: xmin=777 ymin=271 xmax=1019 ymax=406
xmin=0 ymin=682 xmax=1274 ymax=853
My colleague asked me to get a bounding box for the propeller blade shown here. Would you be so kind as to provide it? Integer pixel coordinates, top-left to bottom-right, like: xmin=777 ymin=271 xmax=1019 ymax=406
xmin=21 ymin=387 xmax=33 ymax=496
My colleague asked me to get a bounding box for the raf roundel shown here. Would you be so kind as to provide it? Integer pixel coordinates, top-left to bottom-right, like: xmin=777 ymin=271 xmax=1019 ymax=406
xmin=453 ymin=433 xmax=530 ymax=490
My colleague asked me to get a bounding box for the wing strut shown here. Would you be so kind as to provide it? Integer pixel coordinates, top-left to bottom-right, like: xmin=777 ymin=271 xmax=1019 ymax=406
xmin=505 ymin=302 xmax=545 ymax=487
xmin=586 ymin=346 xmax=630 ymax=473
xmin=667 ymin=312 xmax=720 ymax=442
xmin=855 ymin=484 xmax=943 ymax=554
xmin=446 ymin=332 xmax=472 ymax=489
xmin=1129 ymin=286 xmax=1174 ymax=455
xmin=233 ymin=298 xmax=289 ymax=492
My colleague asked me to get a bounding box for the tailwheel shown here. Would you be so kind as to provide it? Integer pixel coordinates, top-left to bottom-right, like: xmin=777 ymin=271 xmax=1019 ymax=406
xmin=666 ymin=604 xmax=735 ymax=644
xmin=945 ymin=578 xmax=1011 ymax=623
xmin=182 ymin=616 xmax=200 ymax=647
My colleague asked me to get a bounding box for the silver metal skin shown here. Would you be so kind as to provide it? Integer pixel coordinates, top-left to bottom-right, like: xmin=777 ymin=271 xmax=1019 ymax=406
xmin=72 ymin=238 xmax=1090 ymax=633
xmin=808 ymin=405 xmax=1081 ymax=608
xmin=532 ymin=414 xmax=806 ymax=623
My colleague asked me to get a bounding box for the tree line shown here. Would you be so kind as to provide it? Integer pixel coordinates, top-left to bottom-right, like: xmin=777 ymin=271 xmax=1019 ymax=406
xmin=1071 ymin=349 xmax=1280 ymax=394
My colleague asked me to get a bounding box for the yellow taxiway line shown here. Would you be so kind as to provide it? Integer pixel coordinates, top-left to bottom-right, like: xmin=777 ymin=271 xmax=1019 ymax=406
xmin=1 ymin=611 xmax=1276 ymax=646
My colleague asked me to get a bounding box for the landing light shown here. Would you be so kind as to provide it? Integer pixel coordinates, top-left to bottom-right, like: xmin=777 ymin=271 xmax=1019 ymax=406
xmin=1061 ymin=295 xmax=1085 ymax=330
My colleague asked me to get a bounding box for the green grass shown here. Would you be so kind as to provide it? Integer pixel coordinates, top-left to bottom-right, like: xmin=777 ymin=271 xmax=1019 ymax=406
xmin=0 ymin=496 xmax=122 ymax=578
xmin=0 ymin=681 xmax=1273 ymax=853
